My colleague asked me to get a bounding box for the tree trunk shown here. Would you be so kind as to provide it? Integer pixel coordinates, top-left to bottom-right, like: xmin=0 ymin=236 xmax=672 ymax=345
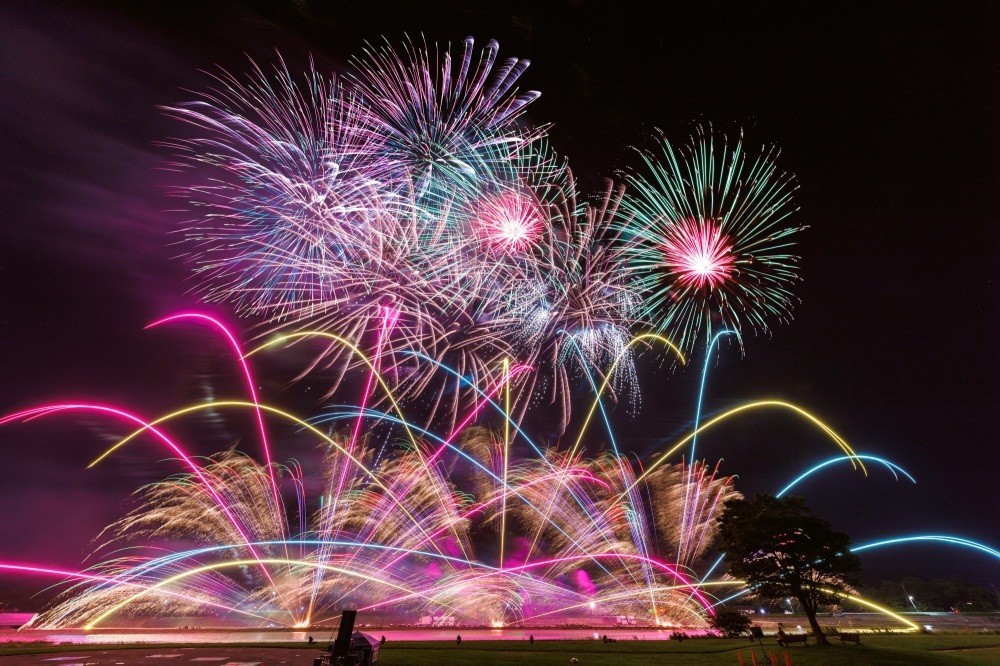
xmin=802 ymin=601 xmax=829 ymax=646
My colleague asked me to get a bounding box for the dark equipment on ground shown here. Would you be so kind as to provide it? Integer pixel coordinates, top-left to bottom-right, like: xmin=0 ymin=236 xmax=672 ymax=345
xmin=331 ymin=610 xmax=357 ymax=661
xmin=839 ymin=632 xmax=862 ymax=644
xmin=313 ymin=610 xmax=380 ymax=666
xmin=748 ymin=624 xmax=769 ymax=661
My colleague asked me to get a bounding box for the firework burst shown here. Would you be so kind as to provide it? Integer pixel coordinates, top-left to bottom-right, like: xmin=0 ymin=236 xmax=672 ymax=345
xmin=471 ymin=188 xmax=545 ymax=254
xmin=349 ymin=35 xmax=548 ymax=202
xmin=163 ymin=41 xmax=805 ymax=430
xmin=505 ymin=178 xmax=641 ymax=429
xmin=163 ymin=55 xmax=395 ymax=321
xmin=618 ymin=128 xmax=803 ymax=353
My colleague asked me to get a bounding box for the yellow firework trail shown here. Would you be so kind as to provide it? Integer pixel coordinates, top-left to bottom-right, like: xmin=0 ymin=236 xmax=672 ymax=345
xmin=570 ymin=333 xmax=686 ymax=458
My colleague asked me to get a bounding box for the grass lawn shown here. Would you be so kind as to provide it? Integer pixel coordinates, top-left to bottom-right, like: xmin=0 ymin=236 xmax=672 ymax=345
xmin=2 ymin=635 xmax=999 ymax=664
xmin=374 ymin=636 xmax=1000 ymax=665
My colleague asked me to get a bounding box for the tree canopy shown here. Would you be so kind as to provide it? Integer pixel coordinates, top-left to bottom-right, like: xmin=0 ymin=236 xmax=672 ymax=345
xmin=716 ymin=493 xmax=861 ymax=645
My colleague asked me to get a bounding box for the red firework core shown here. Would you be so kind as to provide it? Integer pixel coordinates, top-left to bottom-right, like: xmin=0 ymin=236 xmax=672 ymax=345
xmin=476 ymin=190 xmax=543 ymax=252
xmin=661 ymin=218 xmax=735 ymax=289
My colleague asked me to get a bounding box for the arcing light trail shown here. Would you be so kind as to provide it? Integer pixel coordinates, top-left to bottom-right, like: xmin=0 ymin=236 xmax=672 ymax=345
xmin=693 ymin=453 xmax=919 ymax=611
xmin=777 ymin=454 xmax=916 ymax=497
xmin=336 ymin=306 xmax=399 ymax=543
xmin=112 ymin=398 xmax=649 ymax=592
xmin=828 ymin=592 xmax=920 ymax=631
xmin=679 ymin=329 xmax=737 ymax=565
xmin=0 ymin=403 xmax=273 ymax=575
xmin=2 ymin=321 xmax=919 ymax=630
xmin=852 ymin=536 xmax=1000 ymax=561
xmin=568 ymin=332 xmax=687 ymax=458
xmin=0 ymin=312 xmax=898 ymax=630
xmin=309 ymin=406 xmax=661 ymax=591
xmin=625 ymin=399 xmax=867 ymax=498
xmin=86 ymin=400 xmax=465 ymax=566
xmin=146 ymin=312 xmax=282 ymax=535
xmin=83 ymin=558 xmax=452 ymax=630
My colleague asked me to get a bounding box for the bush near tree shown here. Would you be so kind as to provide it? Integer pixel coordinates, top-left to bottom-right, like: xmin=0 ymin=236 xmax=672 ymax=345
xmin=709 ymin=607 xmax=753 ymax=637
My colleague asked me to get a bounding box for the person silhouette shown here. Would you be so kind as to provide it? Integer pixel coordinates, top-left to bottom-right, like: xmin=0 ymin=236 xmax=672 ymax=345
xmin=529 ymin=634 xmax=534 ymax=645
xmin=456 ymin=634 xmax=462 ymax=645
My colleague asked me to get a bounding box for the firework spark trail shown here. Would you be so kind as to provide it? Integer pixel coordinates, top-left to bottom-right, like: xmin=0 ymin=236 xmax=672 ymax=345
xmin=568 ymin=333 xmax=686 ymax=458
xmin=164 ymin=57 xmax=392 ymax=319
xmin=201 ymin=403 xmax=668 ymax=609
xmin=162 ymin=37 xmax=580 ymax=432
xmin=349 ymin=36 xmax=546 ymax=200
xmin=500 ymin=357 xmax=511 ymax=570
xmin=367 ymin=349 xmax=671 ymax=591
xmin=52 ymin=537 xmax=569 ymax=624
xmin=560 ymin=398 xmax=867 ymax=586
xmin=164 ymin=40 xmax=807 ymax=431
xmin=245 ymin=330 xmax=477 ymax=558
xmin=93 ymin=384 xmax=551 ymax=567
xmin=360 ymin=553 xmax=716 ymax=613
xmin=76 ymin=397 xmax=487 ymax=627
xmin=326 ymin=305 xmax=399 ymax=567
xmin=515 ymin=581 xmax=744 ymax=626
xmin=93 ymin=400 xmax=465 ymax=562
xmin=0 ymin=405 xmax=267 ymax=566
xmin=316 ymin=360 xmax=533 ymax=583
xmin=84 ymin=558 xmax=452 ymax=630
xmin=547 ymin=340 xmax=661 ymax=597
xmin=678 ymin=329 xmax=736 ymax=564
xmin=0 ymin=403 xmax=300 ymax=616
xmin=521 ymin=333 xmax=685 ymax=574
xmin=0 ymin=563 xmax=283 ymax=626
xmin=505 ymin=179 xmax=643 ymax=430
xmin=90 ymin=397 xmax=633 ymax=616
xmin=307 ymin=406 xmax=648 ymax=597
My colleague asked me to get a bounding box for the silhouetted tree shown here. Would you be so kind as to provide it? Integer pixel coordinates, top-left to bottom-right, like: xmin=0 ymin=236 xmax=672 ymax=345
xmin=717 ymin=494 xmax=861 ymax=645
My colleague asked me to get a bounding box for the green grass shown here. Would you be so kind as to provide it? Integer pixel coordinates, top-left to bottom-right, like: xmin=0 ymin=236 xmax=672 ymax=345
xmin=373 ymin=636 xmax=1000 ymax=665
xmin=2 ymin=635 xmax=999 ymax=664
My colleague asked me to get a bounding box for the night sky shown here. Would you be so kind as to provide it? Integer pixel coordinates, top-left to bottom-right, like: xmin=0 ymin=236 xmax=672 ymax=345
xmin=1 ymin=1 xmax=997 ymax=609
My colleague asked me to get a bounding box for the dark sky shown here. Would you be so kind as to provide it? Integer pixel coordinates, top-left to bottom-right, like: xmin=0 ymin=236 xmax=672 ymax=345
xmin=1 ymin=1 xmax=997 ymax=609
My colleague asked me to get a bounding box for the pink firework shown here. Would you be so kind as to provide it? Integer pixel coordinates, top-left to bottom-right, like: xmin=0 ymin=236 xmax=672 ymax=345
xmin=660 ymin=218 xmax=735 ymax=289
xmin=474 ymin=189 xmax=543 ymax=252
